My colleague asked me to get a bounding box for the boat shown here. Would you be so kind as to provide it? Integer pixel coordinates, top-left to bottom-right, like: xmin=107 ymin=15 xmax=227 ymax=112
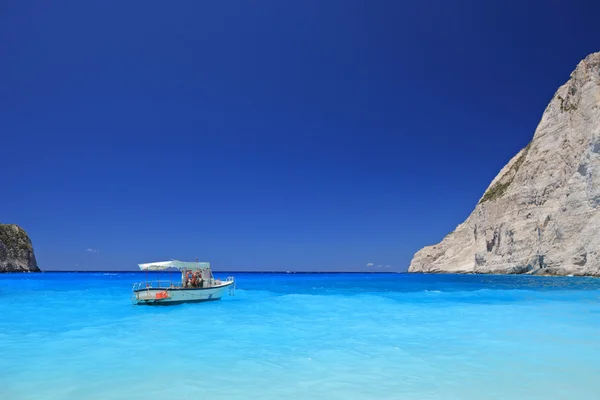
xmin=132 ymin=260 xmax=235 ymax=305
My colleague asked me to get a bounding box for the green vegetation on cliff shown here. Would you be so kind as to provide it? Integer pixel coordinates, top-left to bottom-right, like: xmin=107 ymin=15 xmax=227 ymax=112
xmin=479 ymin=142 xmax=531 ymax=204
xmin=0 ymin=224 xmax=39 ymax=272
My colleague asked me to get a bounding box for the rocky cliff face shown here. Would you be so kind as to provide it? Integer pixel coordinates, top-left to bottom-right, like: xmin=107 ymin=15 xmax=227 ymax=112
xmin=409 ymin=52 xmax=600 ymax=276
xmin=0 ymin=224 xmax=40 ymax=272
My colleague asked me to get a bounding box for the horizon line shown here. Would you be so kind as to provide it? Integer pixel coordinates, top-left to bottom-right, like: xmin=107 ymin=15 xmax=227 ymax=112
xmin=36 ymin=270 xmax=406 ymax=274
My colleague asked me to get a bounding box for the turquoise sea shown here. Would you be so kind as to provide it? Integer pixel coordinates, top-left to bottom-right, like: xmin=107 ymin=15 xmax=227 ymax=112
xmin=1 ymin=272 xmax=599 ymax=400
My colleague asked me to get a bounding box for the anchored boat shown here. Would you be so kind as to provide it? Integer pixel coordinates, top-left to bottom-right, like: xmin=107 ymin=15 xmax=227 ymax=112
xmin=132 ymin=260 xmax=235 ymax=305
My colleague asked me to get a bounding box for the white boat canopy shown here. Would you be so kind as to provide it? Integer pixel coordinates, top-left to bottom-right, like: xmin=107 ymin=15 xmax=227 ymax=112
xmin=138 ymin=260 xmax=211 ymax=271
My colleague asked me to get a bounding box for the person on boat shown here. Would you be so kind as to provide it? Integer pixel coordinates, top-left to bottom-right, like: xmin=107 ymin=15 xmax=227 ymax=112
xmin=184 ymin=270 xmax=193 ymax=288
xmin=194 ymin=271 xmax=203 ymax=288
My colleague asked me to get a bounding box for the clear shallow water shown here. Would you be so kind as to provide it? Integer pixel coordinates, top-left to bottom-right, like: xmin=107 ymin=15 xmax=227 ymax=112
xmin=1 ymin=272 xmax=600 ymax=400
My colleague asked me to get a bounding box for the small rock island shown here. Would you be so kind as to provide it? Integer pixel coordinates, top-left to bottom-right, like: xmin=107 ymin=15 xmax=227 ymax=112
xmin=409 ymin=52 xmax=600 ymax=276
xmin=0 ymin=224 xmax=39 ymax=272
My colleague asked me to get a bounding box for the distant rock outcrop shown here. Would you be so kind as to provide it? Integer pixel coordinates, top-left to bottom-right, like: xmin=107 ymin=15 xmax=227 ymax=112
xmin=409 ymin=52 xmax=600 ymax=276
xmin=0 ymin=224 xmax=40 ymax=272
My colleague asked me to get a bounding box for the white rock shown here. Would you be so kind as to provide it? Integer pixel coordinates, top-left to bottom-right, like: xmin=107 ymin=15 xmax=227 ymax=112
xmin=408 ymin=52 xmax=600 ymax=276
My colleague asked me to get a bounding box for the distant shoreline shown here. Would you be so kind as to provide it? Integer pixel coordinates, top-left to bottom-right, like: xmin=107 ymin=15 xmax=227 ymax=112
xmin=26 ymin=270 xmax=404 ymax=274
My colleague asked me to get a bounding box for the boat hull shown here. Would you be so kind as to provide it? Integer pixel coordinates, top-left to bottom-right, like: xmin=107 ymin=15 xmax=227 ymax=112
xmin=133 ymin=281 xmax=233 ymax=305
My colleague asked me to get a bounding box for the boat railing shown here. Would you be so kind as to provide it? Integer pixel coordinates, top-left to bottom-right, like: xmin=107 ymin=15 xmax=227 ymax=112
xmin=226 ymin=276 xmax=236 ymax=295
xmin=132 ymin=278 xmax=232 ymax=293
xmin=132 ymin=280 xmax=181 ymax=292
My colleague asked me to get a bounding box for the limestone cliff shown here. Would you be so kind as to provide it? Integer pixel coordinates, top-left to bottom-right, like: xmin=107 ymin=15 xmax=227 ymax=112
xmin=0 ymin=224 xmax=40 ymax=272
xmin=409 ymin=52 xmax=600 ymax=276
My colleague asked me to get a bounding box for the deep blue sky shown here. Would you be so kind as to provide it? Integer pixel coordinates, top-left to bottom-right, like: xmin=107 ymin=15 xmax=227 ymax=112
xmin=1 ymin=1 xmax=599 ymax=272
